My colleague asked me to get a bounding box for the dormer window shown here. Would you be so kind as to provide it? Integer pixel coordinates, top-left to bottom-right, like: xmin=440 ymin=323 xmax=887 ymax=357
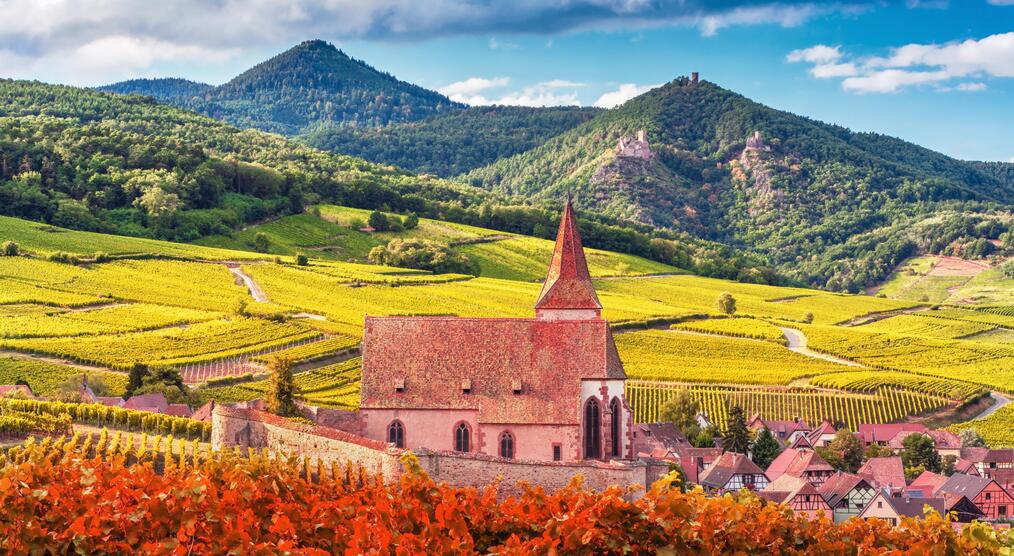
xmin=461 ymin=379 xmax=472 ymax=394
xmin=394 ymin=378 xmax=405 ymax=393
xmin=512 ymin=380 xmax=523 ymax=395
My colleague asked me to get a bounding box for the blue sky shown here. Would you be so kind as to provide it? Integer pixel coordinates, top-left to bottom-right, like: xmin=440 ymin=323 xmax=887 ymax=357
xmin=0 ymin=1 xmax=1011 ymax=161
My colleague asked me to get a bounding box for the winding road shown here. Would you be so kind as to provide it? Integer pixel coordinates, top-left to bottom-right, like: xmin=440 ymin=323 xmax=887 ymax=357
xmin=778 ymin=326 xmax=867 ymax=368
xmin=228 ymin=266 xmax=269 ymax=303
xmin=970 ymin=391 xmax=1011 ymax=421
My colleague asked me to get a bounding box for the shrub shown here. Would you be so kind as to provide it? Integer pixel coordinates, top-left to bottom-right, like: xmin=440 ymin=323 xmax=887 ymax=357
xmin=717 ymin=292 xmax=736 ymax=316
xmin=295 ymin=254 xmax=309 ymax=266
xmin=403 ymin=213 xmax=419 ymax=229
xmin=2 ymin=241 xmax=18 ymax=256
xmin=367 ymin=238 xmax=474 ymax=274
xmin=253 ymin=232 xmax=270 ymax=253
xmin=368 ymin=210 xmax=389 ymax=232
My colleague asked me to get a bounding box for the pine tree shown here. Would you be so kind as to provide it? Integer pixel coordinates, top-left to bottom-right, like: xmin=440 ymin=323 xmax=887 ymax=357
xmin=127 ymin=363 xmax=149 ymax=396
xmin=267 ymin=358 xmax=301 ymax=417
xmin=751 ymin=427 xmax=781 ymax=469
xmin=723 ymin=406 xmax=750 ymax=454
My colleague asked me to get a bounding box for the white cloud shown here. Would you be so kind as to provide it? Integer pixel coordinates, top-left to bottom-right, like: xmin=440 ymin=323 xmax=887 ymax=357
xmin=437 ymin=77 xmax=510 ymax=98
xmin=0 ymin=35 xmax=237 ymax=85
xmin=439 ymin=77 xmax=583 ymax=107
xmin=789 ymin=32 xmax=1014 ymax=94
xmin=787 ymin=44 xmax=842 ymax=64
xmin=488 ymin=37 xmax=519 ymax=50
xmin=987 ymin=0 xmax=1014 ymax=5
xmin=593 ymin=83 xmax=658 ymax=108
xmin=697 ymin=4 xmax=821 ymax=37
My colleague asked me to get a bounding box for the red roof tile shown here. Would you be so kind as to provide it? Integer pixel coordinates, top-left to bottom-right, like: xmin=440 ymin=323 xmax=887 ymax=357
xmin=699 ymin=452 xmax=767 ymax=489
xmin=761 ymin=474 xmax=824 ymax=504
xmin=765 ymin=448 xmax=834 ymax=480
xmin=909 ymin=470 xmax=948 ymax=497
xmin=887 ymin=430 xmax=961 ymax=450
xmin=122 ymin=393 xmax=169 ymax=413
xmin=857 ymin=457 xmax=906 ymax=490
xmin=819 ymin=472 xmax=872 ymax=507
xmin=857 ymin=423 xmax=927 ymax=445
xmin=361 ymin=316 xmax=625 ymax=424
xmin=164 ymin=404 xmax=193 ymax=417
xmin=534 ymin=200 xmax=601 ymax=312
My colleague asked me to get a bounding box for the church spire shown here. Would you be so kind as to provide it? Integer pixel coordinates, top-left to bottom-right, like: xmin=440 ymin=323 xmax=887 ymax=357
xmin=535 ymin=198 xmax=602 ymax=320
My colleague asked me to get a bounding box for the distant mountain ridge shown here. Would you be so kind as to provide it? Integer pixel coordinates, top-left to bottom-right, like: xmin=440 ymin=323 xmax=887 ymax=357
xmin=101 ymin=40 xmax=462 ymax=134
xmin=97 ymin=78 xmax=212 ymax=101
xmin=464 ymin=77 xmax=1014 ymax=291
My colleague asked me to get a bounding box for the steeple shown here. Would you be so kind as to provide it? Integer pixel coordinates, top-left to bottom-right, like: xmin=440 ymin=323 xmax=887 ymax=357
xmin=535 ymin=198 xmax=602 ymax=320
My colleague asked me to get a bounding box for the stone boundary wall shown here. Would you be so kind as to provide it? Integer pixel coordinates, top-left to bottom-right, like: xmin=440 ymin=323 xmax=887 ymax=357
xmin=212 ymin=406 xmax=671 ymax=496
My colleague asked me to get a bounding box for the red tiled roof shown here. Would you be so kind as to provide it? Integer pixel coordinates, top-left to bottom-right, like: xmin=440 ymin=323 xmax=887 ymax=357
xmin=765 ymin=448 xmax=834 ymax=480
xmin=0 ymin=385 xmax=34 ymax=398
xmin=887 ymin=430 xmax=961 ymax=450
xmin=819 ymin=472 xmax=871 ymax=507
xmin=360 ymin=316 xmax=625 ymax=424
xmin=164 ymin=404 xmax=193 ymax=417
xmin=954 ymin=458 xmax=979 ymax=475
xmin=960 ymin=447 xmax=1014 ymax=464
xmin=909 ymin=471 xmax=948 ymax=497
xmin=866 ymin=493 xmax=945 ymax=519
xmin=699 ymin=452 xmax=766 ymax=489
xmin=761 ymin=474 xmax=823 ymax=505
xmin=676 ymin=447 xmax=723 ymax=485
xmin=534 ymin=199 xmax=601 ymax=312
xmin=122 ymin=393 xmax=169 ymax=413
xmin=96 ymin=396 xmax=125 ymax=407
xmin=191 ymin=400 xmax=215 ymax=422
xmin=857 ymin=457 xmax=906 ymax=489
xmin=857 ymin=423 xmax=927 ymax=444
xmin=936 ymin=473 xmax=1001 ymax=500
xmin=634 ymin=423 xmax=689 ymax=450
xmin=809 ymin=420 xmax=836 ymax=439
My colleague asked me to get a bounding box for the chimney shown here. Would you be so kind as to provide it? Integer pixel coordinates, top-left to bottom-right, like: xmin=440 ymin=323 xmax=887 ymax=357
xmin=691 ymin=72 xmax=699 ymax=84
xmin=637 ymin=130 xmax=647 ymax=143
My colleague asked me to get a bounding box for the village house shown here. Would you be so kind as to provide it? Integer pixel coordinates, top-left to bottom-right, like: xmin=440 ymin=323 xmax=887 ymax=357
xmin=858 ymin=457 xmax=907 ymax=492
xmin=631 ymin=423 xmax=688 ymax=461
xmin=747 ymin=415 xmax=810 ymax=447
xmin=935 ymin=474 xmax=1013 ymax=521
xmin=357 ymin=200 xmax=633 ymax=463
xmin=857 ymin=423 xmax=928 ymax=448
xmin=676 ymin=446 xmax=723 ymax=486
xmin=698 ymin=452 xmax=769 ymax=494
xmin=960 ymin=447 xmax=1014 ymax=477
xmin=764 ymin=448 xmax=835 ymax=487
xmin=887 ymin=430 xmax=962 ymax=459
xmin=941 ymin=494 xmax=987 ymax=523
xmin=908 ymin=470 xmax=948 ymax=498
xmin=806 ymin=420 xmax=837 ymax=448
xmin=858 ymin=491 xmax=944 ymax=526
xmin=759 ymin=474 xmax=832 ymax=521
xmin=819 ymin=472 xmax=878 ymax=524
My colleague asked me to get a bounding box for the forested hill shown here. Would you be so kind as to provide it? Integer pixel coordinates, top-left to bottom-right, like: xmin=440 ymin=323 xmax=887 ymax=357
xmin=97 ymin=78 xmax=212 ymax=101
xmin=101 ymin=40 xmax=463 ymax=135
xmin=0 ymin=79 xmax=781 ymax=284
xmin=464 ymin=77 xmax=1014 ymax=291
xmin=300 ymin=105 xmax=601 ymax=176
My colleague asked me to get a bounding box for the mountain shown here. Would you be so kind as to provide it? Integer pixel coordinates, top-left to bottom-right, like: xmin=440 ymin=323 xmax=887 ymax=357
xmin=100 ymin=40 xmax=463 ymax=135
xmin=299 ymin=105 xmax=601 ymax=176
xmin=0 ymin=79 xmax=778 ymax=283
xmin=97 ymin=78 xmax=212 ymax=101
xmin=464 ymin=77 xmax=1014 ymax=291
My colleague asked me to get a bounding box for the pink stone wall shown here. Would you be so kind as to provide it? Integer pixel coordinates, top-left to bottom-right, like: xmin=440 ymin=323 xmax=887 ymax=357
xmin=361 ymin=408 xmax=480 ymax=453
xmin=479 ymin=423 xmax=579 ymax=461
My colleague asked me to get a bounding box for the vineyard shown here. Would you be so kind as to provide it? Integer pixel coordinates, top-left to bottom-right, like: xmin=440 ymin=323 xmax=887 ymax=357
xmin=0 ymin=441 xmax=1005 ymax=553
xmin=1 ymin=318 xmax=321 ymax=371
xmin=615 ymin=329 xmax=851 ymax=385
xmin=0 ymin=398 xmax=210 ymax=440
xmin=0 ymin=303 xmax=221 ymax=339
xmin=0 ymin=408 xmax=72 ymax=438
xmin=252 ymin=335 xmax=360 ymax=364
xmin=625 ymin=381 xmax=952 ymax=430
xmin=808 ymin=370 xmax=985 ymax=401
xmin=949 ymin=403 xmax=1014 ymax=448
xmin=671 ymin=317 xmax=787 ymax=344
xmin=199 ymin=358 xmax=362 ymax=408
xmin=0 ymin=357 xmax=128 ymax=397
xmin=857 ymin=313 xmax=995 ymax=339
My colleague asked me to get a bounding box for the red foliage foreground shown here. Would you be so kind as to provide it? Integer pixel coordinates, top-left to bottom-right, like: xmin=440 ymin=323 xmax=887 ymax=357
xmin=0 ymin=447 xmax=1009 ymax=555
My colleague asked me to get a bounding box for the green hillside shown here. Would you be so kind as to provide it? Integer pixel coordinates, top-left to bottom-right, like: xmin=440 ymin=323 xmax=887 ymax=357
xmin=300 ymin=105 xmax=601 ymax=176
xmin=97 ymin=78 xmax=213 ymax=101
xmin=465 ymin=78 xmax=1014 ymax=292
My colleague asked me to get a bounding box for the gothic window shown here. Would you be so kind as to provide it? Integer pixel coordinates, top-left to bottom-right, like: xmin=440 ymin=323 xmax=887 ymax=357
xmin=584 ymin=398 xmax=601 ymax=459
xmin=609 ymin=397 xmax=622 ymax=458
xmin=454 ymin=422 xmax=471 ymax=452
xmin=499 ymin=431 xmax=515 ymax=459
xmin=387 ymin=420 xmax=404 ymax=448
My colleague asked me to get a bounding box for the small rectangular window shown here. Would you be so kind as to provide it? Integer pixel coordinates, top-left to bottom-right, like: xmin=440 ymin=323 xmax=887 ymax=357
xmin=461 ymin=379 xmax=472 ymax=394
xmin=512 ymin=380 xmax=523 ymax=394
xmin=986 ymin=492 xmax=992 ymax=500
xmin=394 ymin=378 xmax=405 ymax=393
xmin=552 ymin=444 xmax=562 ymax=461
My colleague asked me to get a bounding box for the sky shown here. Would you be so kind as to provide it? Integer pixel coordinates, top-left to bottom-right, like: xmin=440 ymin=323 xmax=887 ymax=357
xmin=0 ymin=0 xmax=1012 ymax=161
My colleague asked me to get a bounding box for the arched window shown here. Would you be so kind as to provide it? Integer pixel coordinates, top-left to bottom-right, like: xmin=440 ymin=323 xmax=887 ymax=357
xmin=387 ymin=420 xmax=404 ymax=448
xmin=584 ymin=398 xmax=601 ymax=459
xmin=610 ymin=397 xmax=622 ymax=458
xmin=454 ymin=422 xmax=471 ymax=452
xmin=499 ymin=431 xmax=515 ymax=459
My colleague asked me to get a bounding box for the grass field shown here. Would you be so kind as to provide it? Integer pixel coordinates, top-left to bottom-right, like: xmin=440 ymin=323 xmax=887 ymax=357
xmin=876 ymin=254 xmax=1014 ymax=305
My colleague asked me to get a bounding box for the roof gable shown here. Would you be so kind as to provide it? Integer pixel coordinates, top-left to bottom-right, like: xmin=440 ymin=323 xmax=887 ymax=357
xmin=858 ymin=457 xmax=906 ymax=489
xmin=936 ymin=473 xmax=1001 ymax=500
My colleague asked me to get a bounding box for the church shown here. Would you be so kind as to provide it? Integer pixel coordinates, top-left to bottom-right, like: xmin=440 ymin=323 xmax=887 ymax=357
xmin=358 ymin=200 xmax=633 ymax=462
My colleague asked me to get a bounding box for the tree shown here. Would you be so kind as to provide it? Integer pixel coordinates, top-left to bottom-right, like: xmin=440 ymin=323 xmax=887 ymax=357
xmin=368 ymin=210 xmax=389 ymax=232
xmin=126 ymin=363 xmax=149 ymax=396
xmin=959 ymin=429 xmax=986 ymax=448
xmin=691 ymin=428 xmax=716 ymax=448
xmin=403 ymin=212 xmax=419 ymax=229
xmin=819 ymin=429 xmax=864 ymax=473
xmin=295 ymin=254 xmax=309 ymax=266
xmin=267 ymin=358 xmax=301 ymax=417
xmin=904 ymin=464 xmax=927 ymax=482
xmin=658 ymin=389 xmax=701 ymax=439
xmin=864 ymin=443 xmax=894 ymax=460
xmin=368 ymin=239 xmax=474 ymax=274
xmin=723 ymin=406 xmax=751 ymax=454
xmin=1 ymin=241 xmax=18 ymax=256
xmin=941 ymin=454 xmax=957 ymax=476
xmin=751 ymin=427 xmax=781 ymax=470
xmin=253 ymin=232 xmax=270 ymax=253
xmin=717 ymin=292 xmax=736 ymax=316
xmin=901 ymin=433 xmax=941 ymax=473
xmin=52 ymin=373 xmax=113 ymax=403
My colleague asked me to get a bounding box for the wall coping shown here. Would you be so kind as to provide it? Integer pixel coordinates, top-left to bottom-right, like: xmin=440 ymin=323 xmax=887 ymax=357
xmin=414 ymin=447 xmax=652 ymax=470
xmin=214 ymin=406 xmax=397 ymax=453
